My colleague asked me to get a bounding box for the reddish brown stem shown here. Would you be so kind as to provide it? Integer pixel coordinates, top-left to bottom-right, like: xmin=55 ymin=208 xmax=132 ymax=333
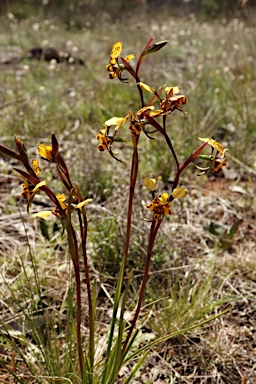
xmin=122 ymin=135 xmax=140 ymax=276
xmin=121 ymin=219 xmax=162 ymax=356
xmin=69 ymin=225 xmax=84 ymax=380
xmin=78 ymin=209 xmax=94 ymax=368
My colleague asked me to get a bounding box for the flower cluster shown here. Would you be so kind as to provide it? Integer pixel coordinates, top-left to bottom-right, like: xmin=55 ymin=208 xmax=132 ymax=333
xmin=146 ymin=192 xmax=173 ymax=221
xmin=137 ymin=83 xmax=187 ymax=117
xmin=106 ymin=42 xmax=134 ymax=81
xmin=97 ymin=40 xmax=189 ymax=160
xmin=99 ymin=38 xmax=228 ymax=223
xmin=144 ymin=178 xmax=187 ymax=221
xmin=96 ymin=113 xmax=143 ymax=160
xmin=197 ymin=137 xmax=228 ymax=174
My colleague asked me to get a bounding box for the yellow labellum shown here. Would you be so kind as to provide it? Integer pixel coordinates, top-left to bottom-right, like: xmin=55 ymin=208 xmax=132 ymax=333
xmin=158 ymin=193 xmax=169 ymax=205
xmin=172 ymin=188 xmax=187 ymax=199
xmin=33 ymin=180 xmax=46 ymax=192
xmin=33 ymin=211 xmax=52 ymax=218
xmin=32 ymin=159 xmax=41 ymax=176
xmin=144 ymin=178 xmax=157 ymax=191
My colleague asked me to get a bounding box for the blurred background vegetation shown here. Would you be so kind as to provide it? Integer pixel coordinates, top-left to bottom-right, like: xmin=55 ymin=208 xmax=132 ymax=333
xmin=1 ymin=0 xmax=256 ymax=23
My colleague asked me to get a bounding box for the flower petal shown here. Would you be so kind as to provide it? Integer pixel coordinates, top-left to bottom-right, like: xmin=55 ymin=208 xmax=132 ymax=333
xmin=33 ymin=180 xmax=46 ymax=192
xmin=172 ymin=187 xmax=187 ymax=199
xmin=125 ymin=54 xmax=135 ymax=62
xmin=198 ymin=137 xmax=226 ymax=157
xmin=33 ymin=211 xmax=52 ymax=218
xmin=137 ymin=82 xmax=155 ymax=93
xmin=110 ymin=42 xmax=122 ymax=59
xmin=165 ymin=86 xmax=180 ymax=97
xmin=38 ymin=144 xmax=54 ymax=162
xmin=21 ymin=179 xmax=31 ymax=199
xmin=56 ymin=193 xmax=66 ymax=202
xmin=144 ymin=178 xmax=157 ymax=191
xmin=75 ymin=199 xmax=93 ymax=209
xmin=158 ymin=193 xmax=169 ymax=205
xmin=105 ymin=116 xmax=127 ymax=127
xmin=137 ymin=106 xmax=154 ymax=117
xmin=32 ymin=159 xmax=41 ymax=176
xmin=56 ymin=193 xmax=67 ymax=209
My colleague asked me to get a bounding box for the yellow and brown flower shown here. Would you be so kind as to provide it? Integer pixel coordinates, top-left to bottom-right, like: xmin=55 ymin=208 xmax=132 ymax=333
xmin=198 ymin=137 xmax=228 ymax=174
xmin=106 ymin=42 xmax=134 ymax=80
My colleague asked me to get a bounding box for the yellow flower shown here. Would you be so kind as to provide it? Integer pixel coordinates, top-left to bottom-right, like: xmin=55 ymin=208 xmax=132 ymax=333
xmin=33 ymin=196 xmax=92 ymax=219
xmin=96 ymin=127 xmax=110 ymax=152
xmin=33 ymin=194 xmax=67 ymax=219
xmin=198 ymin=137 xmax=227 ymax=158
xmin=198 ymin=137 xmax=228 ymax=174
xmin=21 ymin=159 xmax=42 ymax=199
xmin=51 ymin=193 xmax=67 ymax=217
xmin=146 ymin=193 xmax=173 ymax=221
xmin=138 ymin=85 xmax=186 ymax=118
xmin=146 ymin=187 xmax=187 ymax=221
xmin=160 ymin=87 xmax=186 ymax=114
xmin=96 ymin=115 xmax=129 ymax=154
xmin=213 ymin=158 xmax=226 ymax=173
xmin=109 ymin=41 xmax=123 ymax=64
xmin=38 ymin=144 xmax=54 ymax=162
xmin=106 ymin=41 xmax=134 ymax=80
